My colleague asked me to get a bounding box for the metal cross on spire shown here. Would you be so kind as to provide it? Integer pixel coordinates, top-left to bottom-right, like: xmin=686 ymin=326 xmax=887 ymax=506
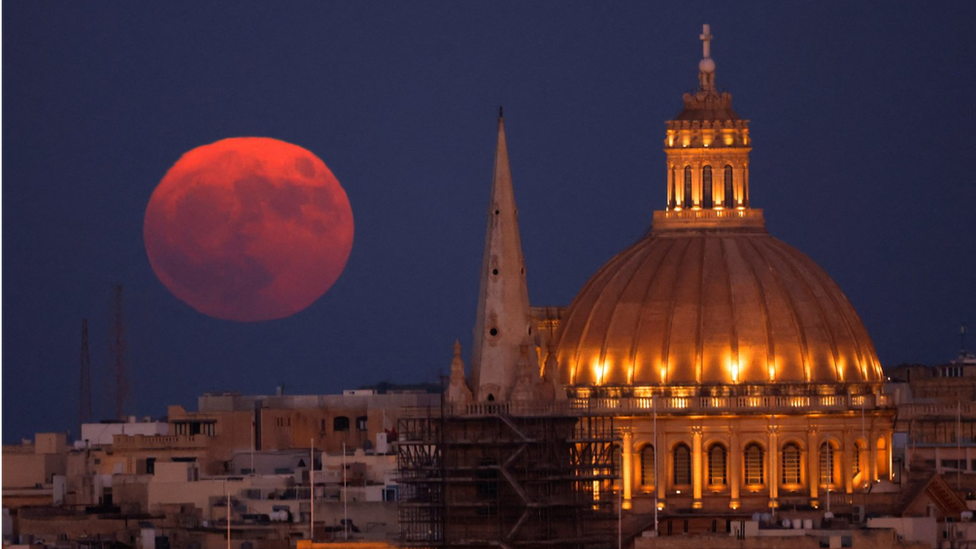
xmin=700 ymin=24 xmax=713 ymax=59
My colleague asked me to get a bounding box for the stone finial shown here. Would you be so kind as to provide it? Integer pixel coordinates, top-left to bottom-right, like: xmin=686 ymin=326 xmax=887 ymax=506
xmin=700 ymin=24 xmax=713 ymax=59
xmin=698 ymin=24 xmax=717 ymax=91
xmin=446 ymin=339 xmax=473 ymax=404
xmin=509 ymin=337 xmax=540 ymax=402
xmin=451 ymin=339 xmax=464 ymax=374
xmin=538 ymin=341 xmax=566 ymax=402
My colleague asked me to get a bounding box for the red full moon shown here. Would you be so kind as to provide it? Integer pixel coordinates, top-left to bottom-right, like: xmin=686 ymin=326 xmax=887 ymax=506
xmin=144 ymin=137 xmax=354 ymax=322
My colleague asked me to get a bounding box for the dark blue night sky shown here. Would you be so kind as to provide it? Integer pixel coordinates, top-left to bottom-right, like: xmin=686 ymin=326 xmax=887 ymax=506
xmin=4 ymin=2 xmax=975 ymax=441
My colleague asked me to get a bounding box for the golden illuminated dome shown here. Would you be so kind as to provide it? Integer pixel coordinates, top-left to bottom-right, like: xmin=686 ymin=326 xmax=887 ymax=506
xmin=556 ymin=229 xmax=883 ymax=386
xmin=555 ymin=26 xmax=882 ymax=387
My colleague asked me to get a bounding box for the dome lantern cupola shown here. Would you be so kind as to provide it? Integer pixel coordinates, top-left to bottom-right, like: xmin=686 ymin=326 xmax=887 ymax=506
xmin=659 ymin=25 xmax=760 ymax=231
xmin=555 ymin=25 xmax=883 ymax=390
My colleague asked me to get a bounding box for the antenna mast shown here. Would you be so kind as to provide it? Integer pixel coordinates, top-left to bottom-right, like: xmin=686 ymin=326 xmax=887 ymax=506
xmin=110 ymin=284 xmax=130 ymax=420
xmin=79 ymin=319 xmax=92 ymax=429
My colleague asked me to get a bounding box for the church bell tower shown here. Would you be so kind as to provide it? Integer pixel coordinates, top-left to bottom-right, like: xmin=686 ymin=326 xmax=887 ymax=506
xmin=468 ymin=110 xmax=536 ymax=402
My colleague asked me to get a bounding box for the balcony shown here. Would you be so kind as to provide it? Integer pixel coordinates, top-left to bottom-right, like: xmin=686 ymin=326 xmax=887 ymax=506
xmin=652 ymin=207 xmax=765 ymax=231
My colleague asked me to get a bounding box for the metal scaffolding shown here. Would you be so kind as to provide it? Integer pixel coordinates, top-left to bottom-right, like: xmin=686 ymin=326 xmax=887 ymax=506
xmin=398 ymin=406 xmax=617 ymax=549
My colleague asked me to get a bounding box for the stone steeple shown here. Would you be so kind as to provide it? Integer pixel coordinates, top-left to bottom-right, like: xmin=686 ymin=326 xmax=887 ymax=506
xmin=469 ymin=109 xmax=535 ymax=402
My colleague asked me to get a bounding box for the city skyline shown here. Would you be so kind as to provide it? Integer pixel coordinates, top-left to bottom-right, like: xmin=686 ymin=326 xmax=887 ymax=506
xmin=4 ymin=2 xmax=975 ymax=441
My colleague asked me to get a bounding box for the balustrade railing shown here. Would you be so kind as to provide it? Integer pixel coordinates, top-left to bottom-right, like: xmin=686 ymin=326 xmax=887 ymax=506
xmin=590 ymin=393 xmax=885 ymax=414
xmin=897 ymin=401 xmax=976 ymax=418
xmin=111 ymin=434 xmax=208 ymax=449
xmin=400 ymin=391 xmax=890 ymax=423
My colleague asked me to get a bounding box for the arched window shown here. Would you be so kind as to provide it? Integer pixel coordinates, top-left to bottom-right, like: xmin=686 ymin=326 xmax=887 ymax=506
xmin=819 ymin=442 xmax=836 ymax=486
xmin=702 ymin=166 xmax=713 ymax=209
xmin=669 ymin=167 xmax=677 ymax=209
xmin=673 ymin=443 xmax=691 ymax=485
xmin=683 ymin=166 xmax=693 ymax=209
xmin=333 ymin=416 xmax=350 ymax=432
xmin=853 ymin=443 xmax=862 ymax=477
xmin=876 ymin=436 xmax=888 ymax=477
xmin=744 ymin=443 xmax=764 ymax=485
xmin=724 ymin=165 xmax=734 ymax=208
xmin=707 ymin=444 xmax=727 ymax=486
xmin=640 ymin=445 xmax=655 ymax=486
xmin=781 ymin=443 xmax=801 ymax=485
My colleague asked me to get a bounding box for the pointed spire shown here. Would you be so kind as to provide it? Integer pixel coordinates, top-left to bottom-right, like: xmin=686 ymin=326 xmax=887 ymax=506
xmin=469 ymin=112 xmax=535 ymax=402
xmin=446 ymin=339 xmax=473 ymax=405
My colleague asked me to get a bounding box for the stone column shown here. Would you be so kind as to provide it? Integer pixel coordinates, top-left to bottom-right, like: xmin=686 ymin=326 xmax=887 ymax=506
xmin=807 ymin=427 xmax=819 ymax=506
xmin=740 ymin=164 xmax=749 ymax=207
xmin=742 ymin=163 xmax=750 ymax=207
xmin=622 ymin=428 xmax=633 ymax=510
xmin=842 ymin=430 xmax=854 ymax=494
xmin=729 ymin=426 xmax=740 ymax=509
xmin=667 ymin=165 xmax=673 ymax=207
xmin=767 ymin=425 xmax=778 ymax=509
xmin=657 ymin=432 xmax=667 ymax=508
xmin=886 ymin=432 xmax=894 ymax=480
xmin=692 ymin=426 xmax=703 ymax=509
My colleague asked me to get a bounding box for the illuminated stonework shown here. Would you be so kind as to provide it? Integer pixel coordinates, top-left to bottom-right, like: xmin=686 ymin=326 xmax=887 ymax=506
xmin=556 ymin=232 xmax=883 ymax=386
xmin=556 ymin=24 xmax=883 ymax=387
xmin=551 ymin=25 xmax=895 ymax=513
xmin=664 ymin=25 xmax=750 ymax=214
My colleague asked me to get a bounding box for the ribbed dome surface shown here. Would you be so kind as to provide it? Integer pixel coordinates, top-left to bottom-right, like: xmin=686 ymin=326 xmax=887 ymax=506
xmin=556 ymin=231 xmax=882 ymax=386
